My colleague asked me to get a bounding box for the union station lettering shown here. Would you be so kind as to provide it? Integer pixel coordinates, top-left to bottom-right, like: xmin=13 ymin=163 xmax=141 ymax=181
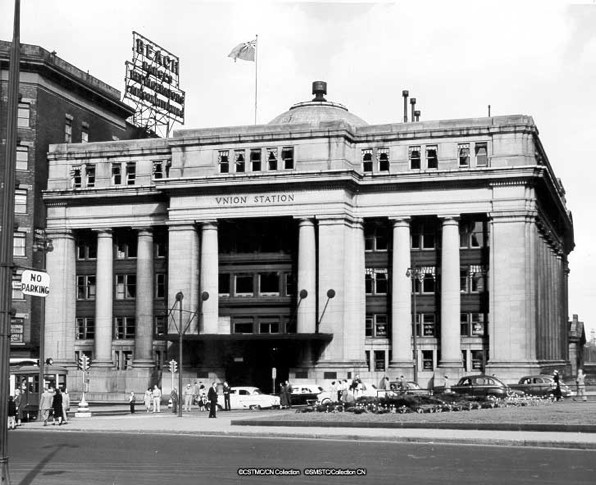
xmin=215 ymin=194 xmax=295 ymax=205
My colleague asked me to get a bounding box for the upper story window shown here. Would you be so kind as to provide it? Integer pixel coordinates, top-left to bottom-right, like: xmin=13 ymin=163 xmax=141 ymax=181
xmin=219 ymin=273 xmax=231 ymax=297
xmin=409 ymin=146 xmax=421 ymax=170
xmin=475 ymin=142 xmax=488 ymax=167
xmin=77 ymin=237 xmax=97 ymax=260
xmin=12 ymin=270 xmax=24 ymax=300
xmin=18 ymin=102 xmax=30 ymax=127
xmin=282 ymin=147 xmax=294 ymax=169
xmin=460 ymin=220 xmax=487 ymax=248
xmin=152 ymin=160 xmax=170 ymax=179
xmin=114 ymin=317 xmax=135 ymax=339
xmin=362 ymin=149 xmax=373 ymax=173
xmin=364 ymin=223 xmax=388 ymax=252
xmin=81 ymin=123 xmax=89 ymax=143
xmin=16 ymin=145 xmax=28 ymax=171
xmin=13 ymin=231 xmax=26 ymax=257
xmin=458 ymin=143 xmax=470 ymax=167
xmin=411 ymin=220 xmax=436 ymax=249
xmin=378 ymin=148 xmax=389 ymax=172
xmin=251 ymin=149 xmax=262 ymax=172
xmin=235 ymin=274 xmax=254 ymax=297
xmin=460 ymin=265 xmax=487 ymax=293
xmin=154 ymin=240 xmax=167 ymax=258
xmin=85 ymin=165 xmax=95 ymax=188
xmin=112 ymin=163 xmax=122 ymax=185
xmin=116 ymin=239 xmax=137 ymax=259
xmin=267 ymin=148 xmax=277 ymax=170
xmin=365 ymin=268 xmax=388 ymax=295
xmin=115 ymin=274 xmax=136 ymax=299
xmin=76 ymin=317 xmax=95 ymax=340
xmin=411 ymin=266 xmax=436 ymax=294
xmin=415 ymin=313 xmax=436 ymax=337
xmin=155 ymin=274 xmax=166 ymax=299
xmin=77 ymin=275 xmax=96 ymax=300
xmin=14 ymin=189 xmax=27 ymax=214
xmin=461 ymin=312 xmax=486 ymax=337
xmin=218 ymin=150 xmax=230 ymax=173
xmin=64 ymin=116 xmax=73 ymax=143
xmin=154 ymin=315 xmax=167 ymax=337
xmin=126 ymin=162 xmax=136 ymax=185
xmin=235 ymin=150 xmax=246 ymax=173
xmin=259 ymin=272 xmax=280 ymax=296
xmin=72 ymin=167 xmax=82 ymax=188
xmin=366 ymin=314 xmax=388 ymax=338
xmin=426 ymin=145 xmax=438 ymax=169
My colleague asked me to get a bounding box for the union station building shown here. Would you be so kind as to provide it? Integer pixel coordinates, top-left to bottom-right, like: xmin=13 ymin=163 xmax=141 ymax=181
xmin=43 ymin=82 xmax=574 ymax=396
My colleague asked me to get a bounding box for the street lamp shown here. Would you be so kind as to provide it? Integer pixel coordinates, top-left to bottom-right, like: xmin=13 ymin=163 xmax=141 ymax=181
xmin=406 ymin=267 xmax=425 ymax=384
xmin=316 ymin=289 xmax=335 ymax=333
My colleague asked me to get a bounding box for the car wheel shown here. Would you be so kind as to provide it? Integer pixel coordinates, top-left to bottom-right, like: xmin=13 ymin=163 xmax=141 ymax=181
xmin=321 ymin=398 xmax=331 ymax=405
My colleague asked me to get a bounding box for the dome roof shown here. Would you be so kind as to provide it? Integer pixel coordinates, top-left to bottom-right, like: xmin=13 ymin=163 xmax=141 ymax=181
xmin=268 ymin=81 xmax=368 ymax=128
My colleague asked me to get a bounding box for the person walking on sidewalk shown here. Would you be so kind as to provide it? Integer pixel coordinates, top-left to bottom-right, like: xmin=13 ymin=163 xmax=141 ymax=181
xmin=208 ymin=382 xmax=218 ymax=418
xmin=144 ymin=388 xmax=152 ymax=413
xmin=14 ymin=389 xmax=24 ymax=427
xmin=576 ymin=369 xmax=587 ymax=402
xmin=8 ymin=396 xmax=17 ymax=430
xmin=39 ymin=386 xmax=53 ymax=426
xmin=553 ymin=370 xmax=562 ymax=401
xmin=52 ymin=388 xmax=63 ymax=425
xmin=129 ymin=391 xmax=136 ymax=414
xmin=152 ymin=385 xmax=162 ymax=413
xmin=222 ymin=381 xmax=231 ymax=411
xmin=62 ymin=388 xmax=70 ymax=423
xmin=170 ymin=388 xmax=179 ymax=414
xmin=183 ymin=384 xmax=194 ymax=412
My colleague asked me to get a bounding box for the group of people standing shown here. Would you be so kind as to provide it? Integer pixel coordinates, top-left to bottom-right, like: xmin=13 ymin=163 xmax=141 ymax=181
xmin=7 ymin=389 xmax=26 ymax=430
xmin=139 ymin=381 xmax=224 ymax=417
xmin=328 ymin=376 xmax=363 ymax=403
xmin=38 ymin=386 xmax=70 ymax=426
xmin=279 ymin=380 xmax=293 ymax=408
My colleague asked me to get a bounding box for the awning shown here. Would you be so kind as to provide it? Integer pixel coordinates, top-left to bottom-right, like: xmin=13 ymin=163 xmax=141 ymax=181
xmin=162 ymin=333 xmax=333 ymax=343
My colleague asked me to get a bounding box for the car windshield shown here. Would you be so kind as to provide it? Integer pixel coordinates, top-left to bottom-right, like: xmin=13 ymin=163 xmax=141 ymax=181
xmin=251 ymin=389 xmax=263 ymax=395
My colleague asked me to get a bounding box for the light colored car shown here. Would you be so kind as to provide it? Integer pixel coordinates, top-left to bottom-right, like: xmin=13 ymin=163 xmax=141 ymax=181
xmin=217 ymin=386 xmax=280 ymax=410
xmin=317 ymin=381 xmax=380 ymax=404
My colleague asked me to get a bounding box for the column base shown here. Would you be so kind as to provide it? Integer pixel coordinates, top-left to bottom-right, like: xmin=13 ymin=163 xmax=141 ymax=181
xmin=91 ymin=359 xmax=115 ymax=368
xmin=132 ymin=359 xmax=156 ymax=369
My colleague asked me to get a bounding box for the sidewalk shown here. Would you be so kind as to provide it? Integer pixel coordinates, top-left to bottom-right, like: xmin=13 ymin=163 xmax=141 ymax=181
xmin=15 ymin=406 xmax=596 ymax=451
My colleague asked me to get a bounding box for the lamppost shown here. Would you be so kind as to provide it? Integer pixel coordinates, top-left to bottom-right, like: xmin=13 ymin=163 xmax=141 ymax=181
xmin=406 ymin=267 xmax=424 ymax=384
xmin=316 ymin=289 xmax=335 ymax=333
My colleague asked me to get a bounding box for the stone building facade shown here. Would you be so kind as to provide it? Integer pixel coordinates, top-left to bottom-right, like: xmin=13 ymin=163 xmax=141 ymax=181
xmin=43 ymin=83 xmax=574 ymax=396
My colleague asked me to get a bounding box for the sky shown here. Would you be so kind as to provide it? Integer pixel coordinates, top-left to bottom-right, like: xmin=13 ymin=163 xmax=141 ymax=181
xmin=2 ymin=0 xmax=595 ymax=339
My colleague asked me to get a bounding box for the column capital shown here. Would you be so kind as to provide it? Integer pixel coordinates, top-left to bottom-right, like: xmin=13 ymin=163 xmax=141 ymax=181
xmin=136 ymin=227 xmax=154 ymax=237
xmin=167 ymin=222 xmax=198 ymax=232
xmin=389 ymin=216 xmax=411 ymax=227
xmin=295 ymin=217 xmax=315 ymax=227
xmin=438 ymin=215 xmax=460 ymax=224
xmin=199 ymin=220 xmax=218 ymax=230
xmin=45 ymin=228 xmax=74 ymax=239
xmin=94 ymin=228 xmax=113 ymax=237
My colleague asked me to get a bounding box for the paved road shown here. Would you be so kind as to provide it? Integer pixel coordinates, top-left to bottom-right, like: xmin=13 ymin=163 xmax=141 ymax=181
xmin=7 ymin=431 xmax=596 ymax=485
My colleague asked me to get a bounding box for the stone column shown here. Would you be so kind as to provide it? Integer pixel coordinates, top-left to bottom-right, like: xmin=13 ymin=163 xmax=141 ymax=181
xmin=94 ymin=229 xmax=114 ymax=367
xmin=297 ymin=218 xmax=316 ymax=334
xmin=200 ymin=221 xmax=219 ymax=334
xmin=343 ymin=218 xmax=365 ymax=364
xmin=438 ymin=216 xmax=462 ymax=370
xmin=134 ymin=228 xmax=154 ymax=367
xmin=45 ymin=230 xmax=76 ymax=365
xmin=390 ymin=218 xmax=414 ymax=371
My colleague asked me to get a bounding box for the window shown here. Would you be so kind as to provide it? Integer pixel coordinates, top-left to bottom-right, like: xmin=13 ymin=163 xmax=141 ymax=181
xmin=114 ymin=317 xmax=135 ymax=339
xmin=267 ymin=148 xmax=277 ymax=170
xmin=259 ymin=318 xmax=280 ymax=334
xmin=362 ymin=149 xmax=373 ymax=173
xmin=114 ymin=349 xmax=133 ymax=369
xmin=378 ymin=148 xmax=390 ymax=171
xmin=475 ymin=142 xmax=488 ymax=167
xmin=153 ymin=160 xmax=170 ymax=179
xmin=259 ymin=272 xmax=280 ymax=296
xmin=235 ymin=150 xmax=245 ymax=173
xmin=422 ymin=350 xmax=434 ymax=370
xmin=409 ymin=146 xmax=421 ymax=170
xmin=218 ymin=150 xmax=230 ymax=173
xmin=426 ymin=145 xmax=438 ymax=169
xmin=77 ymin=239 xmax=97 ymax=260
xmin=235 ymin=274 xmax=254 ymax=296
xmin=112 ymin=163 xmax=122 ymax=185
xmin=282 ymin=147 xmax=294 ymax=169
xmin=76 ymin=317 xmax=95 ymax=339
xmin=414 ymin=313 xmax=436 ymax=337
xmin=12 ymin=271 xmax=24 ymax=300
xmin=155 ymin=274 xmax=166 ymax=299
xmin=115 ymin=274 xmax=136 ymax=299
xmin=374 ymin=350 xmax=386 ymax=371
xmin=77 ymin=275 xmax=96 ymax=300
xmin=219 ymin=273 xmax=231 ymax=296
xmin=85 ymin=165 xmax=95 ymax=188
xmin=458 ymin=143 xmax=470 ymax=167
xmin=460 ymin=220 xmax=486 ymax=248
xmin=411 ymin=267 xmax=436 ymax=294
xmin=154 ymin=315 xmax=167 ymax=336
xmin=11 ymin=318 xmax=25 ymax=343
xmin=285 ymin=273 xmax=295 ymax=296
xmin=81 ymin=123 xmax=89 ymax=143
xmin=154 ymin=240 xmax=167 ymax=258
xmin=14 ymin=189 xmax=27 ymax=213
xmin=411 ymin=220 xmax=436 ymax=249
xmin=13 ymin=232 xmax=26 ymax=257
xmin=71 ymin=167 xmax=82 ymax=188
xmin=16 ymin=145 xmax=28 ymax=170
xmin=365 ymin=268 xmax=388 ymax=295
xmin=471 ymin=350 xmax=485 ymax=371
xmin=65 ymin=117 xmax=73 ymax=143
xmin=460 ymin=265 xmax=486 ymax=293
xmin=126 ymin=162 xmax=136 ymax=185
xmin=18 ymin=102 xmax=30 ymax=127
xmin=460 ymin=313 xmax=486 ymax=336
xmin=364 ymin=224 xmax=388 ymax=252
xmin=233 ymin=318 xmax=254 ymax=334
xmin=154 ymin=349 xmax=165 ymax=370
xmin=366 ymin=314 xmax=388 ymax=338
xmin=250 ymin=148 xmax=262 ymax=172
xmin=116 ymin=235 xmax=137 ymax=259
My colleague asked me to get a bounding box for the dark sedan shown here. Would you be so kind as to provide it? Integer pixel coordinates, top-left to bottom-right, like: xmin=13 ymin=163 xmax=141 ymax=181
xmin=510 ymin=375 xmax=574 ymax=398
xmin=290 ymin=384 xmax=324 ymax=405
xmin=451 ymin=375 xmax=524 ymax=398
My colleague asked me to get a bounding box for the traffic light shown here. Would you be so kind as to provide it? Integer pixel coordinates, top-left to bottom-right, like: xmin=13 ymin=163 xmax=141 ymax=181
xmin=168 ymin=359 xmax=178 ymax=373
xmin=78 ymin=354 xmax=90 ymax=371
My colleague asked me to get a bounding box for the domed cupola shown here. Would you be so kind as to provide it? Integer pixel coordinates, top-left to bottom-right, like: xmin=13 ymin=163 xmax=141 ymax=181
xmin=268 ymin=81 xmax=368 ymax=128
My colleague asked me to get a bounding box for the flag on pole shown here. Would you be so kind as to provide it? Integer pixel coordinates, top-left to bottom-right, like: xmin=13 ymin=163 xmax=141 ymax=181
xmin=228 ymin=39 xmax=257 ymax=62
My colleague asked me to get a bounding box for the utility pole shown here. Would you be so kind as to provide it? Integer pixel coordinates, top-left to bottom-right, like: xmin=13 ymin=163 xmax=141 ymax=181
xmin=0 ymin=2 xmax=21 ymax=483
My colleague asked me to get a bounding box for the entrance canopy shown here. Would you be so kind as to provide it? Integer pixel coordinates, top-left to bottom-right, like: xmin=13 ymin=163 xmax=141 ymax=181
xmin=163 ymin=333 xmax=333 ymax=342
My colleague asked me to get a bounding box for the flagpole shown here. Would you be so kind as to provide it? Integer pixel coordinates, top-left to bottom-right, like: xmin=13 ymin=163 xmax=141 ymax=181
xmin=254 ymin=34 xmax=258 ymax=125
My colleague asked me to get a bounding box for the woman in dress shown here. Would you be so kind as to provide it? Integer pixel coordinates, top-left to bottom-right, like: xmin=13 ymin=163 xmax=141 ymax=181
xmin=52 ymin=388 xmax=63 ymax=425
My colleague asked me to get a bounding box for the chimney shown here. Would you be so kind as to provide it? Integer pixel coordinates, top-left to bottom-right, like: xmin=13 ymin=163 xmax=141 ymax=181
xmin=410 ymin=97 xmax=416 ymax=123
xmin=312 ymin=81 xmax=327 ymax=102
xmin=414 ymin=110 xmax=420 ymax=122
xmin=402 ymin=90 xmax=409 ymax=123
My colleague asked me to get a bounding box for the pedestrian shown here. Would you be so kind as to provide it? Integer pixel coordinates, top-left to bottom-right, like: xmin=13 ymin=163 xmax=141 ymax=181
xmin=350 ymin=375 xmax=361 ymax=399
xmin=183 ymin=384 xmax=194 ymax=411
xmin=285 ymin=380 xmax=293 ymax=408
xmin=444 ymin=375 xmax=451 ymax=394
xmin=129 ymin=391 xmax=136 ymax=414
xmin=208 ymin=382 xmax=218 ymax=418
xmin=378 ymin=376 xmax=390 ymax=391
xmin=330 ymin=381 xmax=338 ymax=402
xmin=553 ymin=370 xmax=562 ymax=401
xmin=152 ymin=385 xmax=162 ymax=413
xmin=398 ymin=375 xmax=406 ymax=393
xmin=279 ymin=382 xmax=288 ymax=408
xmin=8 ymin=396 xmax=17 ymax=430
xmin=340 ymin=379 xmax=350 ymax=402
xmin=14 ymin=389 xmax=24 ymax=427
xmin=144 ymin=387 xmax=152 ymax=412
xmin=52 ymin=388 xmax=63 ymax=425
xmin=222 ymin=381 xmax=231 ymax=411
xmin=39 ymin=386 xmax=53 ymax=426
xmin=576 ymin=368 xmax=587 ymax=402
xmin=170 ymin=388 xmax=179 ymax=413
xmin=193 ymin=380 xmax=200 ymax=406
xmin=62 ymin=388 xmax=70 ymax=423
xmin=198 ymin=383 xmax=207 ymax=411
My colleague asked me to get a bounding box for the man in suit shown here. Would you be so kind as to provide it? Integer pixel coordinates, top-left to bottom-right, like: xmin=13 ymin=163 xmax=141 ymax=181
xmin=208 ymin=382 xmax=218 ymax=418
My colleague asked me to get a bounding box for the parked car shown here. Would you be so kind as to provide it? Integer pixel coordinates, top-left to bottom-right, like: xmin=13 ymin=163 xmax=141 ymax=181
xmin=509 ymin=375 xmax=574 ymax=398
xmin=317 ymin=382 xmax=380 ymax=405
xmin=450 ymin=375 xmax=524 ymax=398
xmin=289 ymin=384 xmax=324 ymax=405
xmin=217 ymin=386 xmax=280 ymax=410
xmin=388 ymin=381 xmax=431 ymax=396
